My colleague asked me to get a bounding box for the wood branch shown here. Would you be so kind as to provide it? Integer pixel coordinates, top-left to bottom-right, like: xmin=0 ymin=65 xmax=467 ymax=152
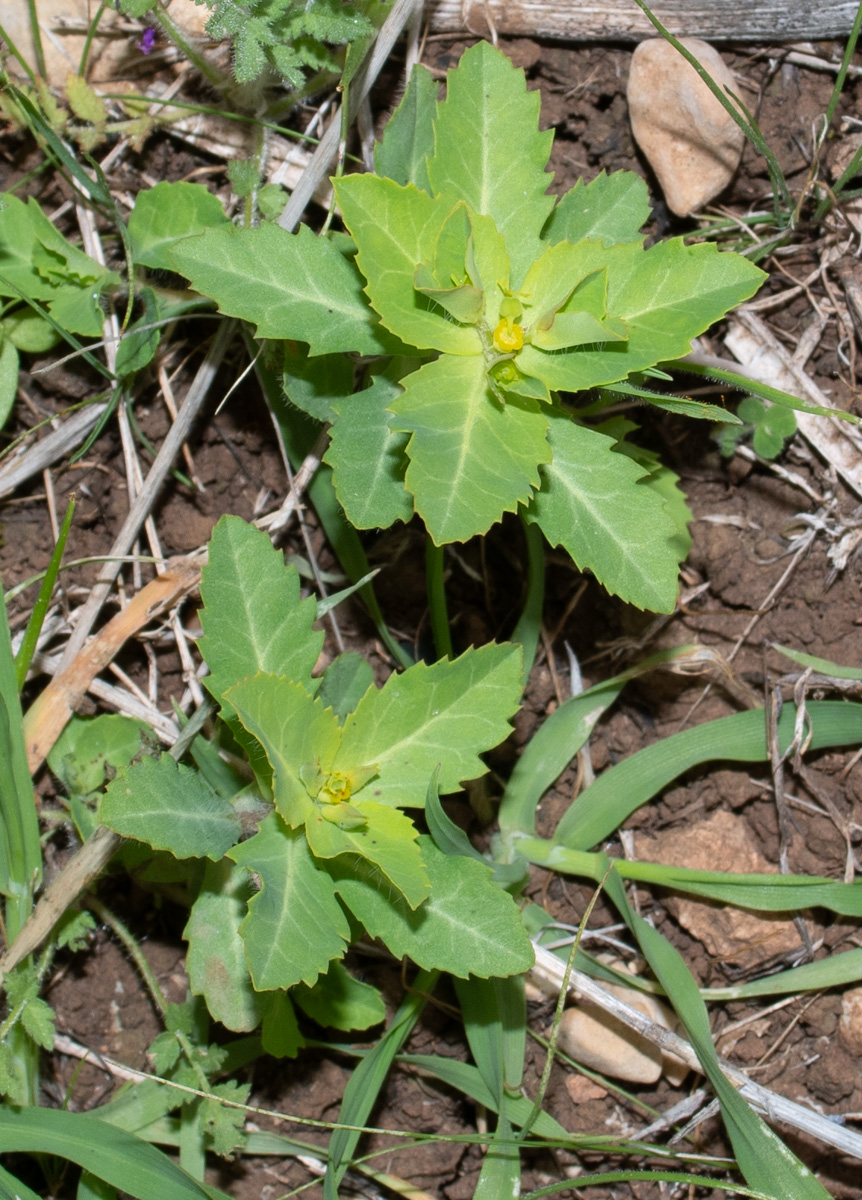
xmin=426 ymin=0 xmax=859 ymax=42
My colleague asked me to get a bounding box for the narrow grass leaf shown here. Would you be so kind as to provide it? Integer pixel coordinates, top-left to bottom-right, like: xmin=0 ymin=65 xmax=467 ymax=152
xmin=553 ymin=700 xmax=862 ymax=850
xmin=323 ymin=970 xmax=436 ymax=1198
xmin=0 ymin=1107 xmax=215 ymax=1200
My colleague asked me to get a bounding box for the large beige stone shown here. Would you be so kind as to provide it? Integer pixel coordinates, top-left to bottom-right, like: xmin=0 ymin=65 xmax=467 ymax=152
xmin=839 ymin=985 xmax=862 ymax=1056
xmin=556 ymin=976 xmax=688 ymax=1085
xmin=627 ymin=37 xmax=745 ymax=217
xmin=636 ymin=809 xmax=800 ymax=967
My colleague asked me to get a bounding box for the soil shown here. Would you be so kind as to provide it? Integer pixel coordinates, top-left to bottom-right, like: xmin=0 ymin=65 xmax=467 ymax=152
xmin=3 ymin=22 xmax=862 ymax=1200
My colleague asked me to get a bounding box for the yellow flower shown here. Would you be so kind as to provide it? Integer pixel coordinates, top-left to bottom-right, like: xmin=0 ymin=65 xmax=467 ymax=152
xmin=493 ymin=317 xmax=524 ymax=354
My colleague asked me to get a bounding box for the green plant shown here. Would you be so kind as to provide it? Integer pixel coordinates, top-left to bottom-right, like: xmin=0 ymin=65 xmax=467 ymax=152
xmin=99 ymin=516 xmax=532 ymax=1017
xmin=715 ymin=394 xmax=798 ymax=459
xmin=165 ymin=41 xmax=776 ymax=613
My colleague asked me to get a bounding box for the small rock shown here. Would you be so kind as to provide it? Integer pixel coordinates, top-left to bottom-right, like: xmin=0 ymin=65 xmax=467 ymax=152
xmin=556 ymin=978 xmax=688 ymax=1085
xmin=839 ymin=985 xmax=862 ymax=1056
xmin=627 ymin=37 xmax=745 ymax=217
xmin=636 ymin=809 xmax=800 ymax=967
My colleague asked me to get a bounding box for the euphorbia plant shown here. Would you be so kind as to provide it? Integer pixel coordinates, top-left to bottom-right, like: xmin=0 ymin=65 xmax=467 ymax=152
xmin=100 ymin=517 xmax=531 ymax=1043
xmin=170 ymin=40 xmax=766 ymax=612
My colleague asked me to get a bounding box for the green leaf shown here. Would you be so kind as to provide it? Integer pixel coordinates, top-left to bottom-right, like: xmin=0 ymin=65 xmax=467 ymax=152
xmin=47 ymin=715 xmax=153 ymax=796
xmin=201 ymin=1080 xmax=250 ymax=1157
xmin=326 ymin=372 xmax=413 ymax=529
xmin=307 ymin=799 xmax=430 ymax=908
xmin=0 ymin=194 xmax=113 ymax=301
xmin=545 ymin=170 xmax=650 ymax=246
xmin=20 ymin=994 xmax=55 ymax=1050
xmin=282 ymin=344 xmax=355 ymax=424
xmin=332 ymin=836 xmax=533 ymax=978
xmin=553 ymin=699 xmax=862 ymax=852
xmin=0 ymin=1106 xmax=215 ymax=1200
xmin=517 ymin=238 xmax=765 ymax=392
xmin=527 ymin=415 xmax=681 ymax=612
xmin=262 ymin=990 xmax=304 ymax=1058
xmin=100 ymin=753 xmax=242 ymax=860
xmin=115 ymin=286 xmax=161 ymax=378
xmin=185 ymin=859 xmax=270 ymax=1033
xmin=293 ymin=959 xmax=385 ymax=1031
xmin=0 ymin=335 xmax=18 ymax=432
xmin=227 ymin=674 xmax=341 ymax=828
xmin=316 ymin=652 xmax=375 ymax=722
xmin=45 ymin=281 xmax=110 ymax=338
xmin=128 ymin=183 xmax=229 ymax=271
xmin=772 ymin=644 xmax=862 ymax=681
xmin=0 ymin=592 xmax=42 ymax=912
xmin=170 ymin=223 xmax=391 ymax=355
xmin=374 ymin=62 xmax=438 ymax=191
xmin=200 ymin=515 xmax=323 ymax=704
xmin=2 ymin=311 xmax=61 ymax=353
xmin=335 ymin=643 xmax=523 ymax=807
xmin=426 ymin=41 xmax=554 ymax=284
xmin=334 ymin=174 xmax=481 ymax=354
xmin=632 ymin=912 xmax=833 ymax=1200
xmin=389 ymin=354 xmax=550 ymax=544
xmin=229 ymin=813 xmax=350 ymax=990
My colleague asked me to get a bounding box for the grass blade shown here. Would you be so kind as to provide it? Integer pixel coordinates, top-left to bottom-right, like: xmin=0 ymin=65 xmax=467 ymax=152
xmin=15 ymin=495 xmax=75 ymax=688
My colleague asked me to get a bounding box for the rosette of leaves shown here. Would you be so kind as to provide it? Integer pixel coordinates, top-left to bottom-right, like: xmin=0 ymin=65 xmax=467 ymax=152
xmin=171 ymin=41 xmax=766 ymax=612
xmin=100 ymin=517 xmax=531 ymax=1043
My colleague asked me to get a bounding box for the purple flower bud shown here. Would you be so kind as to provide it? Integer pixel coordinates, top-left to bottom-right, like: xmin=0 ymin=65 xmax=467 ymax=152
xmin=138 ymin=27 xmax=156 ymax=55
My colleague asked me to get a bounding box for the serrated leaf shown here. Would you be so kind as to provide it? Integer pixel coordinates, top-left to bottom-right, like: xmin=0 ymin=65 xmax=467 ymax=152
xmin=227 ymin=674 xmax=341 ymax=828
xmin=307 ymin=799 xmax=430 ymax=908
xmin=545 ymin=170 xmax=650 ymax=246
xmin=326 ymin=373 xmax=413 ymax=529
xmin=334 ymin=643 xmax=523 ymax=807
xmin=333 ymin=175 xmax=480 ymax=354
xmin=374 ymin=62 xmax=438 ymax=191
xmin=170 ymin=223 xmax=390 ymax=354
xmin=517 ymin=237 xmax=765 ymax=393
xmin=201 ymin=1081 xmax=250 ymax=1157
xmin=185 ymin=859 xmax=269 ymax=1033
xmin=293 ymin=959 xmax=385 ymax=1031
xmin=200 ymin=516 xmax=323 ymax=703
xmin=426 ymin=41 xmax=554 ymax=284
xmin=527 ymin=415 xmax=681 ymax=612
xmin=389 ymin=354 xmax=550 ymax=544
xmin=100 ymin=753 xmax=241 ymax=860
xmin=332 ymin=836 xmax=533 ymax=978
xmin=229 ymin=813 xmax=350 ymax=990
xmin=19 ymin=995 xmax=55 ymax=1050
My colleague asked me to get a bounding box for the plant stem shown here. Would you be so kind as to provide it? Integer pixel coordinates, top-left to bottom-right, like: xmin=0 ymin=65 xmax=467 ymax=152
xmin=511 ymin=516 xmax=544 ymax=684
xmin=425 ymin=540 xmax=453 ymax=661
xmin=84 ymin=896 xmax=168 ymax=1017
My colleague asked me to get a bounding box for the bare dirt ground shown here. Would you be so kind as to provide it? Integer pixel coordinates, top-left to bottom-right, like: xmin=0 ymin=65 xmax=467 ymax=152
xmin=2 ymin=24 xmax=862 ymax=1200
